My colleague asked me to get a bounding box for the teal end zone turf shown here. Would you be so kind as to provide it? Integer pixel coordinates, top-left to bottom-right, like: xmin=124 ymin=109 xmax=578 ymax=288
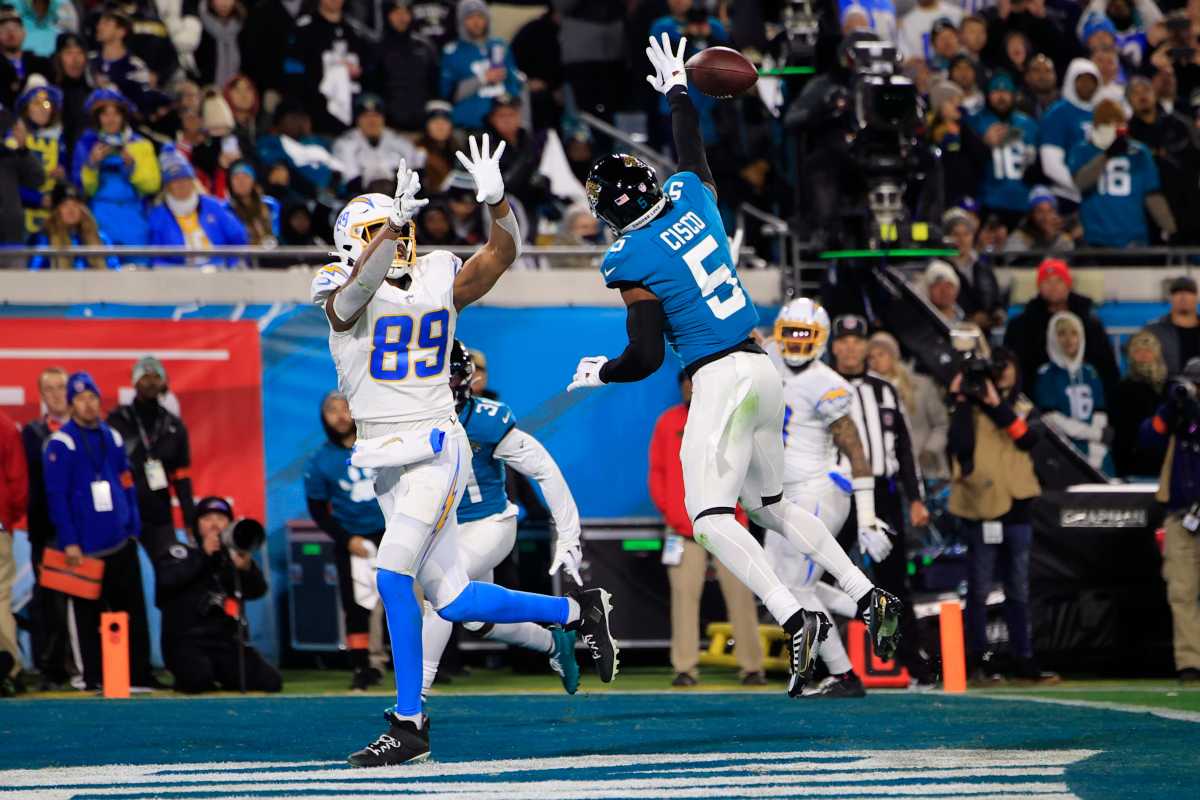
xmin=1 ymin=693 xmax=1197 ymax=798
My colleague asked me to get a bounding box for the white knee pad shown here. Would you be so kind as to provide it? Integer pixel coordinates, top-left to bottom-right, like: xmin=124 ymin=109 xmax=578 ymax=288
xmin=376 ymin=511 xmax=428 ymax=575
xmin=417 ymin=548 xmax=470 ymax=610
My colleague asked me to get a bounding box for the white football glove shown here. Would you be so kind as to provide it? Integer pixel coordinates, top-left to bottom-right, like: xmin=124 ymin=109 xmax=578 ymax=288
xmin=549 ymin=536 xmax=583 ymax=585
xmin=455 ymin=133 xmax=507 ymax=205
xmin=390 ymin=159 xmax=428 ymax=228
xmin=645 ymin=32 xmax=688 ymax=95
xmin=567 ymin=356 xmax=608 ymax=392
xmin=858 ymin=521 xmax=895 ymax=563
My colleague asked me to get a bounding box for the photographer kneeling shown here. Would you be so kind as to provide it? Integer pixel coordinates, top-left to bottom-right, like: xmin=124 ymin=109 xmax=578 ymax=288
xmin=948 ymin=348 xmax=1058 ymax=684
xmin=1141 ymin=358 xmax=1200 ymax=682
xmin=155 ymin=496 xmax=282 ymax=694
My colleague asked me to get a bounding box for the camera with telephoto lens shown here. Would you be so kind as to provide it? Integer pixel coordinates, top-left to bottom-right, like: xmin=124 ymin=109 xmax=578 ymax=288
xmin=960 ymin=352 xmax=997 ymax=401
xmin=220 ymin=518 xmax=265 ymax=555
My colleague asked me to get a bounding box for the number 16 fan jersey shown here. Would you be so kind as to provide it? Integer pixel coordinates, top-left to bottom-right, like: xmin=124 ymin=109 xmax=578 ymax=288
xmin=598 ymin=171 xmax=758 ymax=368
xmin=311 ymin=251 xmax=462 ymax=424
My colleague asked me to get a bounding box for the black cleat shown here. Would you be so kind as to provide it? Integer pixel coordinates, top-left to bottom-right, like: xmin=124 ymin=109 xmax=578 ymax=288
xmin=863 ymin=587 xmax=902 ymax=662
xmin=784 ymin=609 xmax=832 ymax=697
xmin=802 ymin=671 xmax=866 ymax=698
xmin=568 ymin=588 xmax=620 ymax=683
xmin=671 ymin=672 xmax=698 ymax=687
xmin=347 ymin=710 xmax=430 ymax=767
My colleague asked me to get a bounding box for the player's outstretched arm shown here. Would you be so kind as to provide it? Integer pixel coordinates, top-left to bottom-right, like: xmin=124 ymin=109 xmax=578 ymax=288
xmin=494 ymin=427 xmax=583 ymax=584
xmin=453 ymin=134 xmax=520 ymax=311
xmin=831 ymin=414 xmax=893 ymax=561
xmin=567 ymin=286 xmax=666 ymax=391
xmin=645 ymin=33 xmax=717 ymax=198
xmin=326 ymin=161 xmax=427 ymax=332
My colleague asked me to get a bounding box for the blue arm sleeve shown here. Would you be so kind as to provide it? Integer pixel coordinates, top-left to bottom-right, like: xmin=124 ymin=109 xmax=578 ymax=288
xmin=42 ymin=443 xmax=79 ymax=548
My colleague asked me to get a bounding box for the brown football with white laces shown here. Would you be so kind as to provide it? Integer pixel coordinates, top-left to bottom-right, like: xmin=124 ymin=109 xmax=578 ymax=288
xmin=684 ymin=47 xmax=758 ymax=98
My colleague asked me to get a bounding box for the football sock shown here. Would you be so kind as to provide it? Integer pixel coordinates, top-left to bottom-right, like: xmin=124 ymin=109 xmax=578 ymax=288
xmin=692 ymin=513 xmax=802 ymax=625
xmin=565 ymin=596 xmax=580 ymax=624
xmin=754 ymin=500 xmax=873 ymax=602
xmin=420 ymin=601 xmax=453 ymax=697
xmin=376 ymin=568 xmax=423 ymax=718
xmin=466 ymin=620 xmax=554 ymax=654
xmin=437 ymin=580 xmax=570 ymax=625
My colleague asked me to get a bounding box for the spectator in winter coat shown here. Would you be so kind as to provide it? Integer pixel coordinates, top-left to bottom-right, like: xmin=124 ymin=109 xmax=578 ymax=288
xmin=72 ymin=88 xmax=160 ymax=250
xmin=28 ymin=183 xmax=120 ymax=269
xmin=256 ymin=103 xmax=337 ymax=198
xmin=1003 ymin=258 xmax=1121 ymax=404
xmin=196 ymin=0 xmax=244 ymax=88
xmin=14 ymin=0 xmax=78 ymax=58
xmin=238 ymin=0 xmax=299 ymax=96
xmin=440 ymin=0 xmax=523 ymax=130
xmin=333 ymin=92 xmax=417 ymax=195
xmin=147 ymin=149 xmax=248 ymax=267
xmin=1069 ymin=98 xmax=1175 ymax=247
xmin=1034 ymin=311 xmax=1113 ymax=474
xmin=1040 ymin=58 xmax=1100 ymax=207
xmin=648 ymin=372 xmax=764 ymax=687
xmin=927 ymin=80 xmax=988 ymax=211
xmin=0 ymin=102 xmax=44 ymax=249
xmin=1020 ymin=54 xmax=1059 ymax=120
xmin=16 ymin=76 xmax=65 ymax=236
xmin=188 ymin=92 xmax=249 ymax=199
xmin=52 ymin=32 xmax=90 ymax=157
xmin=42 ymin=372 xmax=155 ymax=691
xmin=284 ymin=0 xmax=371 ymax=134
xmin=868 ymin=332 xmax=949 ymax=479
xmin=968 ymin=71 xmax=1040 ymax=230
xmin=0 ymin=3 xmax=51 ymax=109
xmin=226 ymin=160 xmax=279 ymax=246
xmin=414 ymin=100 xmax=459 ymax=191
xmin=1127 ymin=75 xmax=1200 ymax=245
xmin=1113 ymin=330 xmax=1167 ymax=478
xmin=1004 ymin=186 xmax=1075 ymax=254
xmin=88 ymin=6 xmax=156 ymax=114
xmin=370 ymin=0 xmax=439 ymax=132
xmin=1145 ymin=276 xmax=1200 ymax=378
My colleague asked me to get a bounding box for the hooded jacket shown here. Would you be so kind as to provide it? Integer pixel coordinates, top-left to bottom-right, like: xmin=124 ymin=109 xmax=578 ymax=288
xmin=1003 ymin=290 xmax=1120 ymax=410
xmin=1033 ymin=311 xmax=1112 ymax=473
xmin=1039 ymin=58 xmax=1101 ymax=202
xmin=439 ymin=0 xmax=523 ymax=129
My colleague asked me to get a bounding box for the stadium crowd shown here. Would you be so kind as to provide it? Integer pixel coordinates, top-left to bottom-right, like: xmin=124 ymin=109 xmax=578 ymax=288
xmin=2 ymin=0 xmax=1200 ymax=267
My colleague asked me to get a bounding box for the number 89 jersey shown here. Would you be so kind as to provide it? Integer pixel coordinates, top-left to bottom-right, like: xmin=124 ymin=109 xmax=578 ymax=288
xmin=599 ymin=171 xmax=758 ymax=368
xmin=311 ymin=251 xmax=462 ymax=423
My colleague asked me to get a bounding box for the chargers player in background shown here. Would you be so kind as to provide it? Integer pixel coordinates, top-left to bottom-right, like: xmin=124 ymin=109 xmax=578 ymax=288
xmin=312 ymin=140 xmax=618 ymax=767
xmin=419 ymin=340 xmax=582 ymax=699
xmin=567 ymin=33 xmax=902 ymax=696
xmin=764 ymin=299 xmax=898 ymax=698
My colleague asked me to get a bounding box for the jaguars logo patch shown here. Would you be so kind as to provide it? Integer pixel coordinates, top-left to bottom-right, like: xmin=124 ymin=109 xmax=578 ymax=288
xmin=169 ymin=544 xmax=189 ymax=560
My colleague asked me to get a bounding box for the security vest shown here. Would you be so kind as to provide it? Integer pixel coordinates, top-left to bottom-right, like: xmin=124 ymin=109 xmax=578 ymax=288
xmin=949 ymin=407 xmax=1041 ymax=521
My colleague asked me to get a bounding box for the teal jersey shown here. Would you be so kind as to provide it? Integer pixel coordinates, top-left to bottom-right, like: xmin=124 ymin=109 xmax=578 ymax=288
xmin=599 ymin=171 xmax=759 ymax=368
xmin=1034 ymin=360 xmax=1112 ymax=473
xmin=1067 ymin=140 xmax=1160 ymax=247
xmin=1038 ymin=99 xmax=1092 ymax=154
xmin=303 ymin=442 xmax=386 ymax=535
xmin=968 ymin=109 xmax=1039 ymax=211
xmin=457 ymin=396 xmax=517 ymax=523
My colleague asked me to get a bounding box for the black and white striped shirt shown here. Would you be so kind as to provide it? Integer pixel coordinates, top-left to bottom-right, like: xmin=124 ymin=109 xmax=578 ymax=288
xmin=835 ymin=371 xmax=925 ymax=501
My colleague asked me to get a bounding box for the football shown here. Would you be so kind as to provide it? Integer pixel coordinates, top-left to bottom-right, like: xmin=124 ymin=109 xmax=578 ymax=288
xmin=684 ymin=46 xmax=758 ymax=98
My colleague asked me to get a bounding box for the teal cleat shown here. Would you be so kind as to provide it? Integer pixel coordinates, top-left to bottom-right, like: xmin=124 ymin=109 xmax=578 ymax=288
xmin=548 ymin=626 xmax=580 ymax=695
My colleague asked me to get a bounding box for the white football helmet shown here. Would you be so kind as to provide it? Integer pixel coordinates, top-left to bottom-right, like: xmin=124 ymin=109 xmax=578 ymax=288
xmin=774 ymin=297 xmax=830 ymax=367
xmin=332 ymin=193 xmax=416 ymax=280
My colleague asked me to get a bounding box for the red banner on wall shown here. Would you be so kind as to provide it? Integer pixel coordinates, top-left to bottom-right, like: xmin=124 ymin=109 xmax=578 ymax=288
xmin=0 ymin=319 xmax=265 ymax=525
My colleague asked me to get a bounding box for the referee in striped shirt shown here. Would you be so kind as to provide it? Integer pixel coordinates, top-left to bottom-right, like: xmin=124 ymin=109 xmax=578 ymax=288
xmin=830 ymin=314 xmax=934 ymax=684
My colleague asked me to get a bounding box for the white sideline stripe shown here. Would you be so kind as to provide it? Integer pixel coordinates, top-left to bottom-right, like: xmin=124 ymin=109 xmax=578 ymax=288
xmin=169 ymin=795 xmax=1077 ymax=800
xmin=0 ymin=348 xmax=230 ymax=360
xmin=632 ymin=765 xmax=1065 ymax=778
xmin=0 ymin=779 xmax=1078 ymax=800
xmin=977 ymin=693 xmax=1200 ymax=724
xmin=0 ymin=749 xmax=1099 ymax=787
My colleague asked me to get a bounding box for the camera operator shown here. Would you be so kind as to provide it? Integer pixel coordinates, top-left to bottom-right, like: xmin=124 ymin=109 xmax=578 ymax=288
xmin=947 ymin=347 xmax=1058 ymax=684
xmin=1140 ymin=357 xmax=1200 ymax=682
xmin=155 ymin=496 xmax=281 ymax=694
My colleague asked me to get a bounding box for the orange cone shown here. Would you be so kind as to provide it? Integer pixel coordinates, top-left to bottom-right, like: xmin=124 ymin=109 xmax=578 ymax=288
xmin=101 ymin=611 xmax=130 ymax=699
xmin=939 ymin=600 xmax=967 ymax=693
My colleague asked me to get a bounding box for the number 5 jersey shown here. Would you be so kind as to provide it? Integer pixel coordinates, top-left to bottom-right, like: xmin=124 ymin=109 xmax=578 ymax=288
xmin=598 ymin=170 xmax=758 ymax=370
xmin=311 ymin=252 xmax=462 ymax=424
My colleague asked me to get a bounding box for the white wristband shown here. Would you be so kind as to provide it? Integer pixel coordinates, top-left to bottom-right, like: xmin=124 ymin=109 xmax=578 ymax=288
xmin=853 ymin=476 xmax=876 ymax=530
xmin=493 ymin=206 xmax=522 ymax=260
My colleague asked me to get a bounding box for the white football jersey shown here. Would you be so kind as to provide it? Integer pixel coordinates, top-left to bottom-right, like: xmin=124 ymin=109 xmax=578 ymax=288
xmin=766 ymin=341 xmax=854 ymax=486
xmin=311 ymin=251 xmax=462 ymax=424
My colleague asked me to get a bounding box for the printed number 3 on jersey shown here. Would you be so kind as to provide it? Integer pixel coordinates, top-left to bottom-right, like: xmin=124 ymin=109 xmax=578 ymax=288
xmin=370 ymin=309 xmax=451 ymax=381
